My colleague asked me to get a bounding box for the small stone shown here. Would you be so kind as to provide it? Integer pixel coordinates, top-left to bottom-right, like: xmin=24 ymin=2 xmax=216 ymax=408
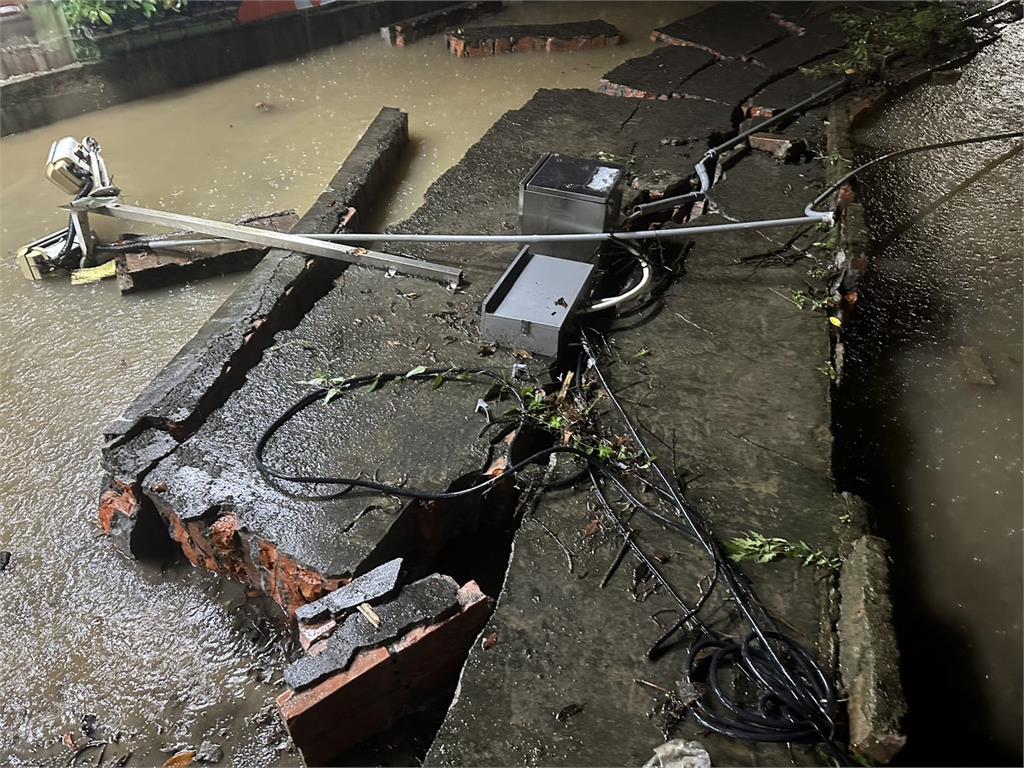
xmin=0 ymin=551 xmax=10 ymax=571
xmin=196 ymin=740 xmax=223 ymax=763
xmin=748 ymin=132 xmax=805 ymax=162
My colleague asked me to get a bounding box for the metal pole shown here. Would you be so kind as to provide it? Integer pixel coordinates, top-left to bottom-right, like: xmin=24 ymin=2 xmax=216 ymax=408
xmin=70 ymin=201 xmax=463 ymax=286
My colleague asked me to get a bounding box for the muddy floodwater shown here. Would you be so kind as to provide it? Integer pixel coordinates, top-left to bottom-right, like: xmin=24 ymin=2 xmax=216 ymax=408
xmin=0 ymin=2 xmax=704 ymax=764
xmin=837 ymin=22 xmax=1023 ymax=766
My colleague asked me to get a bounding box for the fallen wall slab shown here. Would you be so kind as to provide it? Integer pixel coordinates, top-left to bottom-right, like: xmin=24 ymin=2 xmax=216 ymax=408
xmin=114 ymin=209 xmax=305 ymax=294
xmin=381 ymin=1 xmax=502 ymax=47
xmin=446 ymin=20 xmax=620 ymax=57
xmin=99 ymin=106 xmax=409 ymax=559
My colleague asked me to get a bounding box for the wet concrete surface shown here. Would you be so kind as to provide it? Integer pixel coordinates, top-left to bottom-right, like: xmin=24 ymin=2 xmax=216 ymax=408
xmin=142 ymin=265 xmax=499 ymax=581
xmin=422 ymin=93 xmax=851 ymax=763
xmin=836 ymin=22 xmax=1024 ymax=765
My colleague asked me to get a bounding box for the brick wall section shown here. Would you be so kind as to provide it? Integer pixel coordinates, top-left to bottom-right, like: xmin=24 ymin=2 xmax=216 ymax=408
xmin=381 ymin=1 xmax=502 ymax=47
xmin=447 ymin=19 xmax=620 ymax=57
xmin=277 ymin=581 xmax=492 ymax=765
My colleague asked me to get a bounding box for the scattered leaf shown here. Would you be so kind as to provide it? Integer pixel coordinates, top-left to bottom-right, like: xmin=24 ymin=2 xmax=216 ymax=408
xmin=634 ymin=348 xmax=650 ymax=359
xmin=512 ymin=349 xmax=533 ymax=360
xmin=323 ymin=387 xmax=341 ymax=404
xmin=63 ymin=732 xmax=77 ymax=751
xmin=481 ymin=632 xmax=498 ymax=650
xmin=432 ymin=374 xmax=446 ymax=390
xmin=583 ymin=519 xmax=601 ymax=537
xmin=478 ymin=343 xmax=497 ymax=357
xmin=829 ymin=316 xmax=843 ymax=328
xmin=369 ymin=374 xmax=386 ymax=392
xmin=405 ymin=365 xmax=427 ymax=378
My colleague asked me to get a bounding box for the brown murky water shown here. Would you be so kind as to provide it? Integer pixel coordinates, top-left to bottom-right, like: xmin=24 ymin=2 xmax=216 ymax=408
xmin=0 ymin=3 xmax=703 ymax=764
xmin=837 ymin=22 xmax=1023 ymax=765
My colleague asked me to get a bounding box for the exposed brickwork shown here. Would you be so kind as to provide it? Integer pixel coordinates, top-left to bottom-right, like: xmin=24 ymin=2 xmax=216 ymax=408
xmin=156 ymin=499 xmax=343 ymax=615
xmin=597 ymin=80 xmax=672 ymax=100
xmin=277 ymin=580 xmax=491 ymax=765
xmin=447 ymin=20 xmax=619 ymax=57
xmin=381 ymin=1 xmax=502 ymax=47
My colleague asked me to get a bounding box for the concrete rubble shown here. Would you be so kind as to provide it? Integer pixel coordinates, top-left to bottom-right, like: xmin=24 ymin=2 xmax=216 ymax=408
xmin=97 ymin=3 xmax=918 ymax=764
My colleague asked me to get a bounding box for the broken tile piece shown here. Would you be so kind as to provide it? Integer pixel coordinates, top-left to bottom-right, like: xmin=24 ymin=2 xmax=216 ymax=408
xmin=285 ymin=573 xmax=461 ymax=690
xmin=295 ymin=557 xmax=403 ymax=624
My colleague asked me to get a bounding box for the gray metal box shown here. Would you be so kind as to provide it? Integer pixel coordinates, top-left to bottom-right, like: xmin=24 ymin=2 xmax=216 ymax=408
xmin=480 ymin=247 xmax=595 ymax=357
xmin=519 ymin=153 xmax=626 ymax=262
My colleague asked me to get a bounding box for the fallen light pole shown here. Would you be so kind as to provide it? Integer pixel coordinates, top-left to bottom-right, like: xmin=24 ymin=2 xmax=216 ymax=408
xmin=67 ymin=199 xmax=464 ymax=286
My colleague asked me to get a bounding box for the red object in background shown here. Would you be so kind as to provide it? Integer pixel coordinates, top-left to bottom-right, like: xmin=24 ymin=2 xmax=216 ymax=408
xmin=237 ymin=0 xmax=328 ymax=24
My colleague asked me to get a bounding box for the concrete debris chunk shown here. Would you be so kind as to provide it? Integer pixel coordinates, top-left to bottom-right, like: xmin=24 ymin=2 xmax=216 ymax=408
xmin=285 ymin=573 xmax=461 ymax=690
xmin=295 ymin=557 xmax=404 ymax=624
xmin=643 ymin=739 xmax=712 ymax=768
xmin=748 ymin=132 xmax=806 ymax=162
xmin=840 ymin=536 xmax=908 ymax=764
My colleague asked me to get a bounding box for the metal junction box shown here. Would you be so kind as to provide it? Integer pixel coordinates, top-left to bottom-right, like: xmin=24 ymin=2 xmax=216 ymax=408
xmin=480 ymin=247 xmax=595 ymax=357
xmin=519 ymin=153 xmax=626 ymax=262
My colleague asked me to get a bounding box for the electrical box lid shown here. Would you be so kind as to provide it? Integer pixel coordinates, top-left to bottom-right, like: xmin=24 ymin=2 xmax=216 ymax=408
xmin=524 ymin=153 xmax=625 ymax=202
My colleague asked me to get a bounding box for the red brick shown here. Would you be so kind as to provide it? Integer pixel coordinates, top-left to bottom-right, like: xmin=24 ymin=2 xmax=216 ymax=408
xmin=514 ymin=35 xmax=535 ymax=52
xmin=98 ymin=481 xmax=139 ymax=534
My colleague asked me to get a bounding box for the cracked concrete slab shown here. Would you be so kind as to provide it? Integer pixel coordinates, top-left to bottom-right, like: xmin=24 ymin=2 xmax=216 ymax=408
xmin=142 ymin=266 xmax=501 ymax=596
xmin=652 ymin=4 xmax=789 ymax=59
xmin=599 ymin=46 xmax=715 ymax=99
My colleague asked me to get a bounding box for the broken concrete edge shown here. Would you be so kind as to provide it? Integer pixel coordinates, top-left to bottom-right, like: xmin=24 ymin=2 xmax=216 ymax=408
xmin=380 ymin=1 xmax=502 ymax=47
xmin=277 ymin=580 xmax=493 ymax=765
xmin=839 ymin=535 xmax=907 ymax=764
xmin=446 ymin=20 xmax=620 ymax=57
xmin=98 ymin=107 xmax=409 ymax=562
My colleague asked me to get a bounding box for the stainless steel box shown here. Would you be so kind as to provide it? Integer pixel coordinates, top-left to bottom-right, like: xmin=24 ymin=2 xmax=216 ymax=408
xmin=519 ymin=153 xmax=626 ymax=262
xmin=480 ymin=246 xmax=595 ymax=357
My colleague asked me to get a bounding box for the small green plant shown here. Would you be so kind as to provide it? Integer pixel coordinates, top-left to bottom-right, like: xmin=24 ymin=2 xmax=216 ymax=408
xmin=818 ymin=361 xmax=839 ymax=382
xmin=61 ymin=0 xmax=187 ymax=32
xmin=726 ymin=531 xmax=843 ymax=570
xmin=811 ymin=6 xmax=970 ymax=78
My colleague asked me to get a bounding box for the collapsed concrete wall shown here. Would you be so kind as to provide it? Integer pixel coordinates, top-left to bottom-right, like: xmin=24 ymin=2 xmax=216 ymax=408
xmin=91 ymin=1 xmax=953 ymax=763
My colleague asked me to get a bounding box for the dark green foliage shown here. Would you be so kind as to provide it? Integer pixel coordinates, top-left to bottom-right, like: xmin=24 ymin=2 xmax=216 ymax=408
xmin=814 ymin=5 xmax=970 ymax=77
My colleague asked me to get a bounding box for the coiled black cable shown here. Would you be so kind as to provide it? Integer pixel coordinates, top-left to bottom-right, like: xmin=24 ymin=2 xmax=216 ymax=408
xmin=254 ymin=366 xmax=606 ymax=500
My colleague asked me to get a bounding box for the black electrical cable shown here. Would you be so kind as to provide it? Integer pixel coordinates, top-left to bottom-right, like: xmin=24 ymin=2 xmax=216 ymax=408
xmin=577 ymin=331 xmax=852 ymax=761
xmin=807 ymin=129 xmax=1024 ymax=215
xmin=254 ymin=367 xmax=607 ymax=501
